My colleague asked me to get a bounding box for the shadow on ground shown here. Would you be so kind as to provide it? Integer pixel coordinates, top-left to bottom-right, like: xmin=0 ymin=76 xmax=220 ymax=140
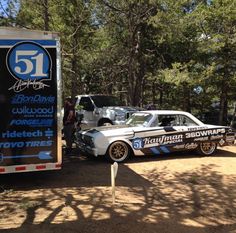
xmin=0 ymin=148 xmax=236 ymax=233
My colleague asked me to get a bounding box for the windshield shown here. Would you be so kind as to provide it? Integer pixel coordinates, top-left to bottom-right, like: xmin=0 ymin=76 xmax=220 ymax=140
xmin=126 ymin=113 xmax=153 ymax=127
xmin=91 ymin=95 xmax=123 ymax=107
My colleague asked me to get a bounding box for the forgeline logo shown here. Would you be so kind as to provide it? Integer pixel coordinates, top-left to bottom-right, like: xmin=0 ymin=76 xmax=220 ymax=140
xmin=7 ymin=42 xmax=52 ymax=92
xmin=10 ymin=119 xmax=53 ymax=127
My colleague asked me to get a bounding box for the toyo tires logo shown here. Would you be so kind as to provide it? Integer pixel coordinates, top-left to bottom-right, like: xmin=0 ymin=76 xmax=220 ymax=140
xmin=7 ymin=42 xmax=52 ymax=92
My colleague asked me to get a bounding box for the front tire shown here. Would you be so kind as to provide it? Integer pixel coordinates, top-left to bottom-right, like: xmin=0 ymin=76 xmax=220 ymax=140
xmin=106 ymin=141 xmax=130 ymax=162
xmin=197 ymin=142 xmax=217 ymax=155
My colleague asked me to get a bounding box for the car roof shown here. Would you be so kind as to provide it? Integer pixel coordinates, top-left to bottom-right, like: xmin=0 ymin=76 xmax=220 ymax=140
xmin=76 ymin=94 xmax=113 ymax=97
xmin=136 ymin=110 xmax=205 ymax=125
xmin=138 ymin=110 xmax=190 ymax=115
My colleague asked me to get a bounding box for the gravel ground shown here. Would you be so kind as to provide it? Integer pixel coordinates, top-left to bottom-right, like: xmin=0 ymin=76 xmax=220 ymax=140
xmin=0 ymin=146 xmax=236 ymax=233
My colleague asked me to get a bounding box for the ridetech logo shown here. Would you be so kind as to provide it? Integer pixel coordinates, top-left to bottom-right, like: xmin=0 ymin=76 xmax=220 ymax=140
xmin=7 ymin=41 xmax=52 ymax=92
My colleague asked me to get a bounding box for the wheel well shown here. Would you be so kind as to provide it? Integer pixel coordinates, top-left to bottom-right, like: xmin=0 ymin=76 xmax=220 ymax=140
xmin=97 ymin=118 xmax=113 ymax=126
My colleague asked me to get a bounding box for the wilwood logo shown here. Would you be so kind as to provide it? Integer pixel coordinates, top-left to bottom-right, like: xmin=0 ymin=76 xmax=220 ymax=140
xmin=12 ymin=106 xmax=53 ymax=115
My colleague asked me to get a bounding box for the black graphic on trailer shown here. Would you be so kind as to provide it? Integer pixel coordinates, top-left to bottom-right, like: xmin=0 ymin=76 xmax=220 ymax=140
xmin=0 ymin=40 xmax=58 ymax=166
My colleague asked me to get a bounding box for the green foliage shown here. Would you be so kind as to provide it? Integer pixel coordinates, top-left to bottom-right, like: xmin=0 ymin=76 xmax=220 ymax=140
xmin=0 ymin=0 xmax=19 ymax=26
xmin=2 ymin=0 xmax=235 ymax=124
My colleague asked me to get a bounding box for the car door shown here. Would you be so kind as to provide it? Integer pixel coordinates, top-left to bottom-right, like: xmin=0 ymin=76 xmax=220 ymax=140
xmin=78 ymin=97 xmax=96 ymax=127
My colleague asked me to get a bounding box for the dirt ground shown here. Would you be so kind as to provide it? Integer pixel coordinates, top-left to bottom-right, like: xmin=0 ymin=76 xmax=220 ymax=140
xmin=0 ymin=146 xmax=236 ymax=233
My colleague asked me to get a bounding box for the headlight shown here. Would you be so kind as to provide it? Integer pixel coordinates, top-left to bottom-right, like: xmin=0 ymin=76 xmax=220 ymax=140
xmin=84 ymin=135 xmax=95 ymax=148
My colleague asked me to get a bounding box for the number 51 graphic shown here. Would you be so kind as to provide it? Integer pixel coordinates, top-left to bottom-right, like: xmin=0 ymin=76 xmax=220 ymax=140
xmin=7 ymin=42 xmax=51 ymax=81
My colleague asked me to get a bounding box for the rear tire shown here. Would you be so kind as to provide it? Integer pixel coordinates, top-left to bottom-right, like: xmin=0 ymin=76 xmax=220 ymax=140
xmin=106 ymin=141 xmax=130 ymax=163
xmin=197 ymin=142 xmax=217 ymax=155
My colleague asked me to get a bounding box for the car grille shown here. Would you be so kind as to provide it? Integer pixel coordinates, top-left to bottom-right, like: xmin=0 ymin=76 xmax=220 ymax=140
xmin=83 ymin=135 xmax=93 ymax=145
xmin=77 ymin=133 xmax=94 ymax=147
xmin=76 ymin=132 xmax=83 ymax=141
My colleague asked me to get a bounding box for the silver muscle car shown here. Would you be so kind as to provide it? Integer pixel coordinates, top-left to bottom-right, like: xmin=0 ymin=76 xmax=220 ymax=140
xmin=76 ymin=110 xmax=235 ymax=162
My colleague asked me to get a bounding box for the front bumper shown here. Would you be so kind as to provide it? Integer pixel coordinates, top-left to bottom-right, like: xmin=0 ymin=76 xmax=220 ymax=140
xmin=76 ymin=141 xmax=99 ymax=156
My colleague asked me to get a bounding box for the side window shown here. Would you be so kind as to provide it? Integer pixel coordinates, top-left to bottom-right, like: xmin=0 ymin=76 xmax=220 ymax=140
xmin=150 ymin=117 xmax=158 ymax=127
xmin=158 ymin=115 xmax=177 ymax=127
xmin=178 ymin=115 xmax=198 ymax=126
xmin=79 ymin=97 xmax=94 ymax=111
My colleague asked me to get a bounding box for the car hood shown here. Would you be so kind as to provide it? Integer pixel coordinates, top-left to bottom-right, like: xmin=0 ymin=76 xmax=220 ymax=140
xmin=101 ymin=106 xmax=140 ymax=113
xmin=81 ymin=124 xmax=137 ymax=137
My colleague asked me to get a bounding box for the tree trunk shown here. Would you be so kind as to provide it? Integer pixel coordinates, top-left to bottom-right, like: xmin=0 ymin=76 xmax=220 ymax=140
xmin=71 ymin=34 xmax=79 ymax=101
xmin=43 ymin=0 xmax=49 ymax=31
xmin=219 ymin=86 xmax=228 ymax=125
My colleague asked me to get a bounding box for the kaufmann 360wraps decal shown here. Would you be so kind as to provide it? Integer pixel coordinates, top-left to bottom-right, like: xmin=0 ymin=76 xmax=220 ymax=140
xmin=131 ymin=127 xmax=232 ymax=155
xmin=0 ymin=39 xmax=60 ymax=167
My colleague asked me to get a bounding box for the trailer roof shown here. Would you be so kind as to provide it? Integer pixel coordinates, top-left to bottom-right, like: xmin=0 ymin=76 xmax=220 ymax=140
xmin=0 ymin=27 xmax=59 ymax=39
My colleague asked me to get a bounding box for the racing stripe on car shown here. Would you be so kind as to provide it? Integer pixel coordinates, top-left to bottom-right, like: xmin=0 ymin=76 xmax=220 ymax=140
xmin=160 ymin=146 xmax=170 ymax=153
xmin=150 ymin=147 xmax=160 ymax=154
xmin=149 ymin=146 xmax=171 ymax=154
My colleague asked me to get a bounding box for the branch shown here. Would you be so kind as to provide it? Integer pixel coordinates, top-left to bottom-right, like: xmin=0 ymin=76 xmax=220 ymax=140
xmin=99 ymin=0 xmax=124 ymax=13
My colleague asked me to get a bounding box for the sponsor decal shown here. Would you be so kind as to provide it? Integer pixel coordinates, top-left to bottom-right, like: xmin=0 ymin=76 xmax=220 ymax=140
xmin=12 ymin=106 xmax=54 ymax=116
xmin=133 ymin=127 xmax=228 ymax=151
xmin=185 ymin=128 xmax=225 ymax=138
xmin=1 ymin=129 xmax=53 ymax=139
xmin=185 ymin=143 xmax=198 ymax=150
xmin=173 ymin=144 xmax=185 ymax=149
xmin=132 ymin=138 xmax=144 ymax=150
xmin=11 ymin=94 xmax=55 ymax=104
xmin=10 ymin=119 xmax=53 ymax=127
xmin=219 ymin=139 xmax=225 ymax=146
xmin=7 ymin=42 xmax=51 ymax=92
xmin=143 ymin=134 xmax=183 ymax=147
xmin=225 ymin=134 xmax=235 ymax=143
xmin=210 ymin=135 xmax=224 ymax=140
xmin=1 ymin=130 xmax=43 ymax=138
xmin=187 ymin=127 xmax=207 ymax=131
xmin=194 ymin=136 xmax=209 ymax=142
xmin=0 ymin=140 xmax=53 ymax=149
